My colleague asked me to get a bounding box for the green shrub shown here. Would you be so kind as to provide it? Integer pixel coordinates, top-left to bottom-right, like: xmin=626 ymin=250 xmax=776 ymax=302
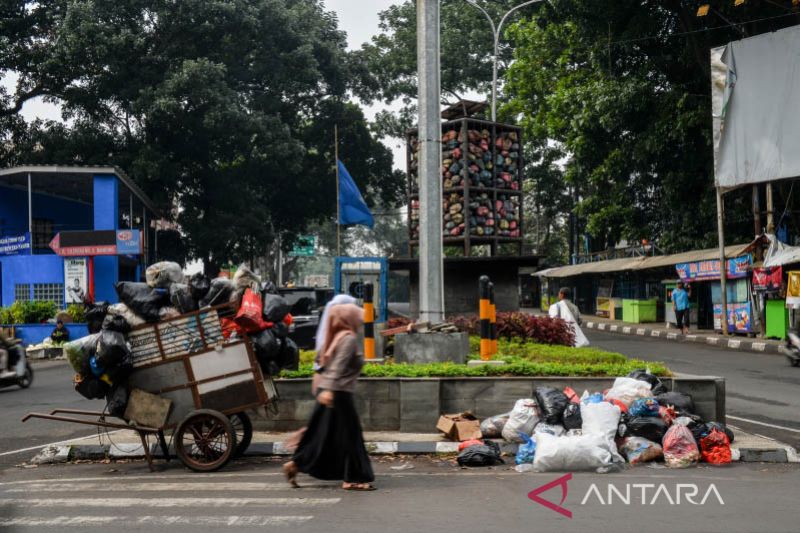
xmin=0 ymin=307 xmax=13 ymax=325
xmin=279 ymin=339 xmax=671 ymax=379
xmin=66 ymin=303 xmax=86 ymax=323
xmin=9 ymin=300 xmax=58 ymax=324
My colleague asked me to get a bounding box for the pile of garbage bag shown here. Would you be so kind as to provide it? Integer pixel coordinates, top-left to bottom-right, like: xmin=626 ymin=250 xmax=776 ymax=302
xmin=456 ymin=368 xmax=733 ymax=472
xmin=65 ymin=261 xmax=299 ymax=419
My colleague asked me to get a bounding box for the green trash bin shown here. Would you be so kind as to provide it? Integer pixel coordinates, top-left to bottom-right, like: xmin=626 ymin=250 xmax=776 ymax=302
xmin=622 ymin=299 xmax=658 ymax=323
xmin=765 ymin=299 xmax=789 ymax=340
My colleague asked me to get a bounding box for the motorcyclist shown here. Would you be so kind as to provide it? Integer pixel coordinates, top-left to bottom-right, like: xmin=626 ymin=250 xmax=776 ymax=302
xmin=0 ymin=329 xmax=22 ymax=377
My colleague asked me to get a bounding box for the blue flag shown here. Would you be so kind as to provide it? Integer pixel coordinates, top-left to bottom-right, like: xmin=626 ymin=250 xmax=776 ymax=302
xmin=338 ymin=159 xmax=374 ymax=228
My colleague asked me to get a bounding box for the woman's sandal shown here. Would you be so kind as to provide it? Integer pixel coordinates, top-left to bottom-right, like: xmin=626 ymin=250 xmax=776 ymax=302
xmin=342 ymin=483 xmax=376 ymax=491
xmin=283 ymin=462 xmax=299 ymax=488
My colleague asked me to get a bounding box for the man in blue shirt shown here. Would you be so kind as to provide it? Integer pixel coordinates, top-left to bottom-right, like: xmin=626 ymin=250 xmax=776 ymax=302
xmin=672 ymin=281 xmax=691 ymax=334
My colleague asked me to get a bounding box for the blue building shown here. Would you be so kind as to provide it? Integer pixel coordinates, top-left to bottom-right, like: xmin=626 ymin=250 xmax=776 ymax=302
xmin=0 ymin=166 xmax=160 ymax=308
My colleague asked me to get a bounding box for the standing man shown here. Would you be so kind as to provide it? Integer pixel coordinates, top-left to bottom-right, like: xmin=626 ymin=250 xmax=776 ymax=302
xmin=673 ymin=281 xmax=690 ymax=334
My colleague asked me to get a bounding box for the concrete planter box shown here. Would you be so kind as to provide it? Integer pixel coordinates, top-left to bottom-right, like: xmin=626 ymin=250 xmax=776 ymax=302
xmin=1 ymin=323 xmax=89 ymax=347
xmin=255 ymin=375 xmax=725 ymax=432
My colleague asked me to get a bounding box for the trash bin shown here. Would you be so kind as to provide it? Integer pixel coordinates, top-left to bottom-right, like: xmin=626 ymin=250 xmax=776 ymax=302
xmin=765 ymin=299 xmax=789 ymax=340
xmin=622 ymin=299 xmax=658 ymax=323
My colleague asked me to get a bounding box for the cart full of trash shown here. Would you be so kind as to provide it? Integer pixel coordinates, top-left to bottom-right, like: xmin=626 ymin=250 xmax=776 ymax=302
xmin=23 ymin=261 xmax=297 ymax=472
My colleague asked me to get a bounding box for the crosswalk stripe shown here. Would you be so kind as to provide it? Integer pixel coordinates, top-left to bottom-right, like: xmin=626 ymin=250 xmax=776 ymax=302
xmin=0 ymin=497 xmax=340 ymax=508
xmin=5 ymin=482 xmax=322 ymax=493
xmin=0 ymin=516 xmax=313 ymax=527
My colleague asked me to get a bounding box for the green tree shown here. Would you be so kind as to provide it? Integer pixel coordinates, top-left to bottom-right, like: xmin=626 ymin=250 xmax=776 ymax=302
xmin=504 ymin=0 xmax=800 ymax=254
xmin=1 ymin=0 xmax=401 ymax=273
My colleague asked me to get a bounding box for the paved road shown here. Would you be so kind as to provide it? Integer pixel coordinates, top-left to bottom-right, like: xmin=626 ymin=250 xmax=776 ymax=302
xmin=587 ymin=330 xmax=800 ymax=449
xmin=0 ymin=361 xmax=104 ymax=465
xmin=0 ymin=457 xmax=797 ymax=532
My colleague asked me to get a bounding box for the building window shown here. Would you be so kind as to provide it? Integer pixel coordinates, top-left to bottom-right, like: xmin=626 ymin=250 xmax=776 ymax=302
xmin=33 ymin=283 xmax=64 ymax=308
xmin=32 ymin=218 xmax=54 ymax=250
xmin=14 ymin=284 xmax=30 ymax=302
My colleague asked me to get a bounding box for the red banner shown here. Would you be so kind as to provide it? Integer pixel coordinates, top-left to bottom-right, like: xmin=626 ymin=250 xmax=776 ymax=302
xmin=752 ymin=266 xmax=782 ymax=291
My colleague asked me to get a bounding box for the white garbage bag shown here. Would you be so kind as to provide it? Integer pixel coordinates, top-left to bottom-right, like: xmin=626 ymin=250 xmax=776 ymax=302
xmin=604 ymin=377 xmax=652 ymax=407
xmin=580 ymin=401 xmax=621 ymax=442
xmin=106 ymin=303 xmax=146 ymax=327
xmin=533 ymin=422 xmax=566 ymax=437
xmin=502 ymin=399 xmax=541 ymax=443
xmin=145 ymin=261 xmax=183 ymax=288
xmin=533 ymin=432 xmax=625 ymax=473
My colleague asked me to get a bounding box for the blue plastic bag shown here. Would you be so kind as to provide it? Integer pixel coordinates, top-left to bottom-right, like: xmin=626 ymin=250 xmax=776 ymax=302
xmin=629 ymin=398 xmax=660 ymax=417
xmin=515 ymin=433 xmax=537 ymax=465
xmin=581 ymin=392 xmax=603 ymax=404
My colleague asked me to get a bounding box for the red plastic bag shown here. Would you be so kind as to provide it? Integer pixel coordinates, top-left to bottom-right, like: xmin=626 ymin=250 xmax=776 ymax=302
xmin=563 ymin=386 xmax=580 ymax=404
xmin=458 ymin=439 xmax=484 ymax=452
xmin=607 ymin=398 xmax=628 ymax=413
xmin=234 ymin=288 xmax=270 ymax=333
xmin=659 ymin=405 xmax=677 ymax=426
xmin=220 ymin=317 xmax=245 ymax=339
xmin=663 ymin=424 xmax=700 ymax=468
xmin=700 ymin=427 xmax=732 ymax=465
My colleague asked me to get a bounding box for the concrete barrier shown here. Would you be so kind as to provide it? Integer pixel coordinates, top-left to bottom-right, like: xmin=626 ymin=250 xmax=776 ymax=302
xmin=257 ymin=375 xmax=725 ymax=432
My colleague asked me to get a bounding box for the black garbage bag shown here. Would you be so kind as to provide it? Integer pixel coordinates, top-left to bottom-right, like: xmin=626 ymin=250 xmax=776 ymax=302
xmin=456 ymin=440 xmax=504 ymax=467
xmin=263 ymin=293 xmax=291 ymax=323
xmin=170 ymin=283 xmax=197 ymax=314
xmin=74 ymin=375 xmax=110 ymax=400
xmin=253 ymin=328 xmax=281 ymax=374
xmin=85 ymin=302 xmax=109 ymax=334
xmin=105 ymin=385 xmax=129 ymax=417
xmin=262 ymin=280 xmax=278 ymax=295
xmin=272 ymin=321 xmax=289 ymax=339
xmin=656 ymin=391 xmax=696 ymax=415
xmin=115 ymin=282 xmax=169 ymax=322
xmin=562 ymin=402 xmax=583 ymax=430
xmin=535 ymin=387 xmax=570 ymax=425
xmin=620 ymin=416 xmax=669 ymax=443
xmin=199 ymin=278 xmax=234 ymax=308
xmin=628 ymin=369 xmax=668 ymax=395
xmin=102 ymin=314 xmax=131 ymax=334
xmin=189 ymin=273 xmax=211 ymax=302
xmin=95 ymin=330 xmax=130 ymax=368
xmin=279 ymin=337 xmax=300 ymax=371
xmin=690 ymin=421 xmax=734 ymax=446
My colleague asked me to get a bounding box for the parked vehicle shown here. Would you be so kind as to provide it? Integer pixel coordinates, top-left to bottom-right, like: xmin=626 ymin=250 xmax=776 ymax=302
xmin=780 ymin=328 xmax=800 ymax=367
xmin=278 ymin=287 xmax=324 ymax=350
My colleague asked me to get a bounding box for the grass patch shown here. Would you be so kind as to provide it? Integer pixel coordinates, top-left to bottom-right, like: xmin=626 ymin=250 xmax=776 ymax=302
xmin=281 ymin=336 xmax=671 ymax=379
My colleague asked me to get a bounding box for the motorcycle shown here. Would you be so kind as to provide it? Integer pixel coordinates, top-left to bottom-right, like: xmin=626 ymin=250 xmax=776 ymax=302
xmin=780 ymin=328 xmax=800 ymax=367
xmin=0 ymin=343 xmax=33 ymax=390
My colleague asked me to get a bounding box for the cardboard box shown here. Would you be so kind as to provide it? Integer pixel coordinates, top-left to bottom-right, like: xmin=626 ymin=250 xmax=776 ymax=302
xmin=436 ymin=412 xmax=482 ymax=441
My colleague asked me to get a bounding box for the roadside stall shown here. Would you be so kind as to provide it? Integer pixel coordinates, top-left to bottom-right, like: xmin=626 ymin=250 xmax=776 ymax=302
xmin=675 ymin=255 xmax=755 ymax=334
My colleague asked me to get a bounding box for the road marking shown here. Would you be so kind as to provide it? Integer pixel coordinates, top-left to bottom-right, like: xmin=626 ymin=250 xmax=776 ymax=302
xmin=5 ymin=482 xmax=319 ymax=493
xmin=726 ymin=415 xmax=800 ymax=434
xmin=0 ymin=516 xmax=313 ymax=527
xmin=0 ymin=497 xmax=340 ymax=508
xmin=0 ymin=430 xmax=125 ymax=457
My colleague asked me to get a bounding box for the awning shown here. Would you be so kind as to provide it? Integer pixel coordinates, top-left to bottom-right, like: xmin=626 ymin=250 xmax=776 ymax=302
xmin=541 ymin=242 xmax=756 ymax=278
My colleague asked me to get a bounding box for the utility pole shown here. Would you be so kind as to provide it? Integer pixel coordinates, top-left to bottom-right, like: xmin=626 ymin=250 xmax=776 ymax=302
xmin=417 ymin=0 xmax=445 ymax=323
xmin=766 ymin=182 xmax=775 ymax=233
xmin=716 ymin=189 xmax=730 ymax=336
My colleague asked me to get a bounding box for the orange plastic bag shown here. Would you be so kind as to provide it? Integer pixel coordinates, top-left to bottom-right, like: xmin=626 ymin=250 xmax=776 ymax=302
xmin=700 ymin=427 xmax=732 ymax=465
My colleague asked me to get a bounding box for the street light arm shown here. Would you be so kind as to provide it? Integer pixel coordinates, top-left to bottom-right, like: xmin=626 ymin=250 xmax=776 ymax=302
xmin=498 ymin=0 xmax=545 ymax=36
xmin=464 ymin=0 xmax=497 ymax=37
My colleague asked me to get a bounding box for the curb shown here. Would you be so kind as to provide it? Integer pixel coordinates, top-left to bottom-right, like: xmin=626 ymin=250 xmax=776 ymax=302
xmin=30 ymin=439 xmax=797 ymax=465
xmin=584 ymin=321 xmax=784 ymax=355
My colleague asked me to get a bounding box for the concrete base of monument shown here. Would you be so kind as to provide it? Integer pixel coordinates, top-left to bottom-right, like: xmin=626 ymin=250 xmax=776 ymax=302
xmin=394 ymin=332 xmax=470 ymax=364
xmin=467 ymin=359 xmax=507 ymax=367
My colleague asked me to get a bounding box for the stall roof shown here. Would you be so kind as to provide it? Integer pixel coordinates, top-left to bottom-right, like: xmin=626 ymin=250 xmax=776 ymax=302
xmin=0 ymin=165 xmax=160 ymax=215
xmin=540 ymin=243 xmax=754 ymax=278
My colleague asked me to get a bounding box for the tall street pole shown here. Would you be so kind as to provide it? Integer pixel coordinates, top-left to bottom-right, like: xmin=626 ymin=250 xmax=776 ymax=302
xmin=417 ymin=0 xmax=445 ymax=323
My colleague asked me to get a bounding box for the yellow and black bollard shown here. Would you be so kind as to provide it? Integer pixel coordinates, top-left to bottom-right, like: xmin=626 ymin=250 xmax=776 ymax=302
xmin=479 ymin=275 xmax=492 ymax=360
xmin=489 ymin=281 xmax=497 ymax=355
xmin=364 ymin=282 xmax=376 ymax=360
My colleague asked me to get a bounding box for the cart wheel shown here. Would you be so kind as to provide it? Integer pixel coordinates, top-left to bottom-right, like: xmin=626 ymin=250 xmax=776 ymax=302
xmin=229 ymin=412 xmax=253 ymax=458
xmin=175 ymin=409 xmax=236 ymax=472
